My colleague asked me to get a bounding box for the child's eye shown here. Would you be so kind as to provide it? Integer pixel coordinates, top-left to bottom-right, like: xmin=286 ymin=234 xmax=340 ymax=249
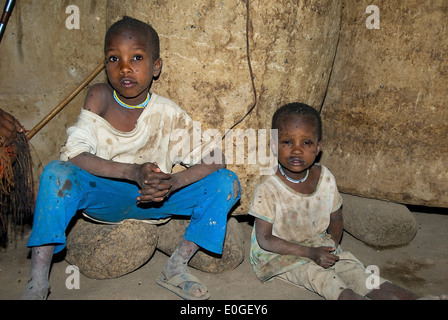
xmin=304 ymin=140 xmax=314 ymax=146
xmin=280 ymin=140 xmax=292 ymax=146
xmin=108 ymin=56 xmax=118 ymax=62
xmin=133 ymin=55 xmax=143 ymax=61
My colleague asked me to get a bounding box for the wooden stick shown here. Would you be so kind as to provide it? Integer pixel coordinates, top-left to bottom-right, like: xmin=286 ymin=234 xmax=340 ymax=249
xmin=0 ymin=0 xmax=15 ymax=44
xmin=26 ymin=63 xmax=105 ymax=140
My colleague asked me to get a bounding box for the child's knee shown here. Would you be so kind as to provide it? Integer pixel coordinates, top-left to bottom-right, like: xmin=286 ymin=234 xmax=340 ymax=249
xmin=215 ymin=169 xmax=240 ymax=201
xmin=40 ymin=160 xmax=79 ymax=183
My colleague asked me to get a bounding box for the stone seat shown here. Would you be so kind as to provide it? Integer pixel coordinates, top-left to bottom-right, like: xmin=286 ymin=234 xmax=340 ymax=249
xmin=65 ymin=215 xmax=245 ymax=279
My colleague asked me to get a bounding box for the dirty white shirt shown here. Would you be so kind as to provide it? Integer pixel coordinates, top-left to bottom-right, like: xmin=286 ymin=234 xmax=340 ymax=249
xmin=249 ymin=164 xmax=343 ymax=281
xmin=60 ymin=93 xmax=218 ymax=173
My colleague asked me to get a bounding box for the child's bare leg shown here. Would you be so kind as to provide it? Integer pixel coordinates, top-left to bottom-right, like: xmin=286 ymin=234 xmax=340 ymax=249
xmin=20 ymin=245 xmax=54 ymax=300
xmin=162 ymin=238 xmax=208 ymax=298
xmin=366 ymin=281 xmax=418 ymax=300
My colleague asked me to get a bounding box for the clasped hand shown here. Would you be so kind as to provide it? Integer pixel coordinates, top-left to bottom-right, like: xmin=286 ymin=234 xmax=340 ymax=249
xmin=134 ymin=162 xmax=172 ymax=203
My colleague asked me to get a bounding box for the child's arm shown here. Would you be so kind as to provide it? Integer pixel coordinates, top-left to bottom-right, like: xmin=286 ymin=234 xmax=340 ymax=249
xmin=69 ymin=152 xmax=172 ymax=202
xmin=327 ymin=208 xmax=343 ymax=247
xmin=255 ymin=217 xmax=339 ymax=268
xmin=171 ymin=148 xmax=225 ymax=189
xmin=137 ymin=148 xmax=225 ymax=203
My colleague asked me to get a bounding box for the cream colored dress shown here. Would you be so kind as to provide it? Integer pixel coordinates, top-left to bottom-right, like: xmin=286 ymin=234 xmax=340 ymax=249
xmin=249 ymin=164 xmax=343 ymax=282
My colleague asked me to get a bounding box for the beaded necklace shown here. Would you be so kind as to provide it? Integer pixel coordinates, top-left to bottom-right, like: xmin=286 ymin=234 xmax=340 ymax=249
xmin=113 ymin=90 xmax=150 ymax=109
xmin=278 ymin=164 xmax=309 ymax=184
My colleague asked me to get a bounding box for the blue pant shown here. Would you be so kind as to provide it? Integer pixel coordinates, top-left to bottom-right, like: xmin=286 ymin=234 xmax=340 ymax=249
xmin=27 ymin=161 xmax=241 ymax=254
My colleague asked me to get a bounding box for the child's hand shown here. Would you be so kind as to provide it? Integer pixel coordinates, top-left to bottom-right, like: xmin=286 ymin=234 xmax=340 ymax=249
xmin=310 ymin=246 xmax=340 ymax=269
xmin=0 ymin=108 xmax=25 ymax=146
xmin=134 ymin=162 xmax=172 ymax=203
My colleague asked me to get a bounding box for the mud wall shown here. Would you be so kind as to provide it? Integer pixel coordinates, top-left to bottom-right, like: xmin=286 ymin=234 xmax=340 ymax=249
xmin=320 ymin=0 xmax=448 ymax=207
xmin=106 ymin=0 xmax=342 ymax=213
xmin=0 ymin=0 xmax=107 ymax=184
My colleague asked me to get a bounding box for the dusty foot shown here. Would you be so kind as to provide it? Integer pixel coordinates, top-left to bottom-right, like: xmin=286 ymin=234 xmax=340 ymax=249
xmin=159 ymin=238 xmax=209 ymax=299
xmin=157 ymin=271 xmax=210 ymax=300
xmin=20 ymin=279 xmax=50 ymax=300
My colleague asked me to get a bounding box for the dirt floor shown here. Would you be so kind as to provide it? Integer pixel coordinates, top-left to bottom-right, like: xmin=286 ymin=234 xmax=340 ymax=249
xmin=0 ymin=207 xmax=447 ymax=301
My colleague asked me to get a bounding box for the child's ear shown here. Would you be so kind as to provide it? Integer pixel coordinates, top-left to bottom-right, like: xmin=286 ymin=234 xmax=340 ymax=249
xmin=153 ymin=58 xmax=163 ymax=77
xmin=317 ymin=140 xmax=323 ymax=154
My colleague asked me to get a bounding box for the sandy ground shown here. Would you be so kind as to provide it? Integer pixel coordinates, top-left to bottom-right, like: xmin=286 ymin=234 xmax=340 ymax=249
xmin=0 ymin=209 xmax=447 ymax=302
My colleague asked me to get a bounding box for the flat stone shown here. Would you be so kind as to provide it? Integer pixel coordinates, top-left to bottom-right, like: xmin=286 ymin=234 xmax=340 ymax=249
xmin=341 ymin=193 xmax=417 ymax=247
xmin=65 ymin=216 xmax=244 ymax=279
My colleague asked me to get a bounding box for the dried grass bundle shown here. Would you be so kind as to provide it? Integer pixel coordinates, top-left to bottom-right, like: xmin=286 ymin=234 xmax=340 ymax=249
xmin=0 ymin=133 xmax=34 ymax=247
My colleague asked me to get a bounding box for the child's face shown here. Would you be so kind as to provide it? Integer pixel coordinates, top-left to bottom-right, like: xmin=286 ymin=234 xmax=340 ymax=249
xmin=105 ymin=30 xmax=162 ymax=102
xmin=276 ymin=115 xmax=322 ymax=177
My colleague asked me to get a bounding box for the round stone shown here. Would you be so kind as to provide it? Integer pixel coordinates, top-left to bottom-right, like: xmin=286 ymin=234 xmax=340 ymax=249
xmin=342 ymin=194 xmax=418 ymax=247
xmin=65 ymin=218 xmax=158 ymax=279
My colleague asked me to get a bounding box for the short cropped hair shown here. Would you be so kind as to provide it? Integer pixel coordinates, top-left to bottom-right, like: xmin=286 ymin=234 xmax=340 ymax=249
xmin=104 ymin=16 xmax=160 ymax=61
xmin=272 ymin=102 xmax=322 ymax=141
